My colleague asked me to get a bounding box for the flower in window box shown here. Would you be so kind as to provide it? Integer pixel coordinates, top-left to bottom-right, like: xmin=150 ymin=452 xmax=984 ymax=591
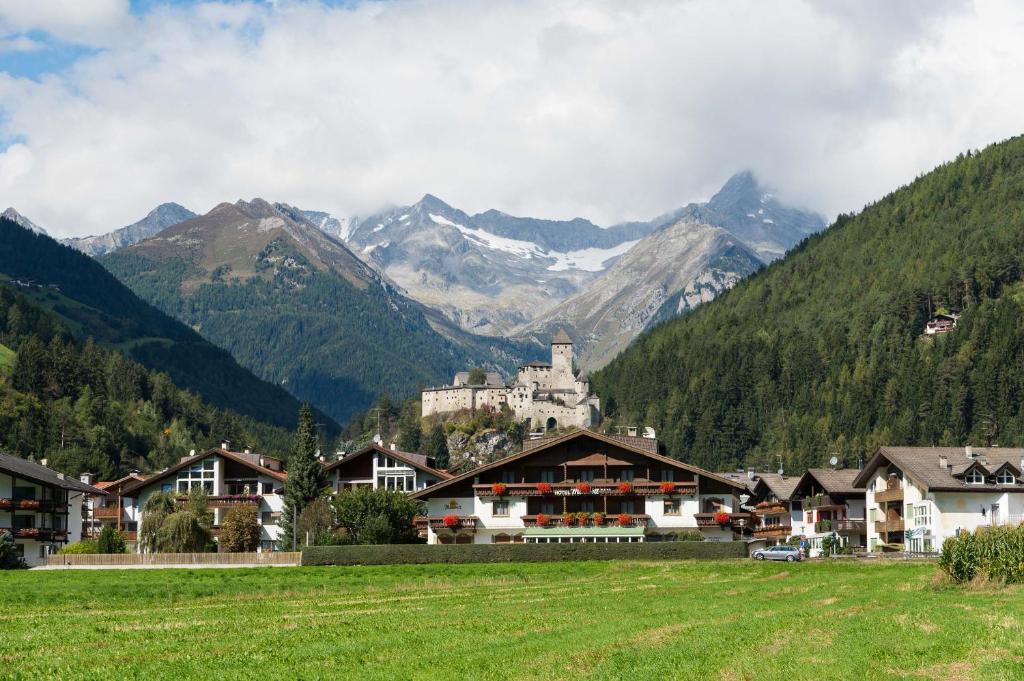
xmin=592 ymin=512 xmax=605 ymax=526
xmin=562 ymin=512 xmax=577 ymax=526
xmin=713 ymin=512 xmax=732 ymax=526
xmin=19 ymin=499 xmax=40 ymax=510
xmin=617 ymin=482 xmax=632 ymax=494
xmin=0 ymin=498 xmax=12 ymax=509
xmin=617 ymin=513 xmax=632 ymax=527
xmin=536 ymin=513 xmax=550 ymax=527
xmin=442 ymin=514 xmax=460 ymax=528
xmin=536 ymin=482 xmax=552 ymax=494
xmin=575 ymin=482 xmax=592 ymax=494
xmin=491 ymin=483 xmax=507 ymax=496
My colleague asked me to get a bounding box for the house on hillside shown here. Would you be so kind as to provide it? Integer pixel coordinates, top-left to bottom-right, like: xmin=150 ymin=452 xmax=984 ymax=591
xmin=791 ymin=469 xmax=866 ymax=556
xmin=81 ymin=471 xmax=148 ymax=543
xmin=0 ymin=452 xmax=106 ymax=566
xmin=408 ymin=429 xmax=751 ymax=544
xmin=924 ymin=313 xmax=959 ymax=335
xmin=324 ymin=443 xmax=451 ymax=493
xmin=747 ymin=473 xmax=808 ymax=546
xmin=854 ymin=446 xmax=1024 ymax=554
xmin=122 ymin=445 xmax=287 ymax=553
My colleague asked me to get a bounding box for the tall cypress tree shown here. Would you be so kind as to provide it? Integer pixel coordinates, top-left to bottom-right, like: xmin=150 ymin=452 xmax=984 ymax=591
xmin=425 ymin=423 xmax=449 ymax=470
xmin=279 ymin=404 xmax=325 ymax=549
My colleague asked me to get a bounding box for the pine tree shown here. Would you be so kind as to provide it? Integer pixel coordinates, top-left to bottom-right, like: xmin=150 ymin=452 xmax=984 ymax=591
xmin=279 ymin=404 xmax=325 ymax=549
xmin=425 ymin=423 xmax=449 ymax=469
xmin=397 ymin=402 xmax=422 ymax=452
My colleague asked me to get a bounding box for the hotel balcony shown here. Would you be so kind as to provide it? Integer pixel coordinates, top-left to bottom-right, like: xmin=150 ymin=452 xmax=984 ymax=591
xmin=875 ymin=519 xmax=905 ymax=534
xmin=93 ymin=506 xmax=123 ymax=520
xmin=753 ymin=524 xmax=792 ymax=539
xmin=694 ymin=512 xmax=755 ymax=529
xmin=472 ymin=481 xmax=697 ymax=497
xmin=804 ymin=494 xmax=844 ymax=510
xmin=815 ymin=519 xmax=866 ymax=533
xmin=754 ymin=502 xmax=789 ymax=517
xmin=6 ymin=528 xmax=69 ymax=541
xmin=520 ymin=514 xmax=649 ymax=528
xmin=414 ymin=516 xmax=480 ymax=533
xmin=175 ymin=494 xmax=261 ymax=508
xmin=874 ymin=483 xmax=904 ymax=504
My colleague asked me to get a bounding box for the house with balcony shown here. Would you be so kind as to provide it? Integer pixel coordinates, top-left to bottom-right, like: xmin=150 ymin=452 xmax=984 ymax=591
xmin=0 ymin=452 xmax=106 ymax=566
xmin=324 ymin=443 xmax=450 ymax=493
xmin=791 ymin=469 xmax=866 ymax=556
xmin=747 ymin=473 xmax=806 ymax=545
xmin=121 ymin=446 xmax=287 ymax=552
xmin=853 ymin=446 xmax=1024 ymax=554
xmin=408 ymin=429 xmax=749 ymax=544
xmin=81 ymin=472 xmax=147 ymax=543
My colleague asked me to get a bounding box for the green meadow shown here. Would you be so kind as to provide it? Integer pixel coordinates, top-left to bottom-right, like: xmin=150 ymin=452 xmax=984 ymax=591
xmin=1 ymin=560 xmax=1022 ymax=680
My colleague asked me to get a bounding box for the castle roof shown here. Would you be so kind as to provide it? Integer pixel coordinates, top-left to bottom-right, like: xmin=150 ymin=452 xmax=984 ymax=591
xmin=552 ymin=328 xmax=572 ymax=345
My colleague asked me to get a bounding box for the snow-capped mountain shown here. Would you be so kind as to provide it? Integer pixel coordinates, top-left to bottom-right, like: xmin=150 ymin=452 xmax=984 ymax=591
xmin=517 ymin=220 xmax=763 ymax=370
xmin=330 ymin=172 xmax=824 ymax=338
xmin=342 ymin=194 xmax=647 ymax=334
xmin=1 ymin=207 xmax=48 ymax=235
xmin=62 ymin=203 xmax=196 ymax=256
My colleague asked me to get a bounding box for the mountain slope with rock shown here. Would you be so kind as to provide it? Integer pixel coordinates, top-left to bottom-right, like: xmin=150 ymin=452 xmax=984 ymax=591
xmin=62 ymin=203 xmax=196 ymax=256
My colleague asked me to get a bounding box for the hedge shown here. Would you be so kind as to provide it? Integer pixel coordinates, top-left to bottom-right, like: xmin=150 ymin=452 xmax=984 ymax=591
xmin=301 ymin=541 xmax=748 ymax=566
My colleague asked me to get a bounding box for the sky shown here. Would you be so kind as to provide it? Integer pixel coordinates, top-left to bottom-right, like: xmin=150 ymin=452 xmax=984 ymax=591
xmin=0 ymin=0 xmax=1023 ymax=238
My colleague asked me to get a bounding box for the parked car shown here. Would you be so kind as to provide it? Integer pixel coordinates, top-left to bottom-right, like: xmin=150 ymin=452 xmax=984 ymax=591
xmin=752 ymin=545 xmax=802 ymax=562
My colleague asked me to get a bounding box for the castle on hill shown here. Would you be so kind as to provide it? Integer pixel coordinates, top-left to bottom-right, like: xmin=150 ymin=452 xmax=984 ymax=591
xmin=421 ymin=330 xmax=601 ymax=432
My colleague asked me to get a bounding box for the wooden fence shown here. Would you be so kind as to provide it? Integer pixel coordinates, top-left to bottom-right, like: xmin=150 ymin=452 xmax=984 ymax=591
xmin=45 ymin=552 xmax=301 ymax=567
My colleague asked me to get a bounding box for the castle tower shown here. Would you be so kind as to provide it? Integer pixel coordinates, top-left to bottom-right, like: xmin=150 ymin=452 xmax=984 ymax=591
xmin=551 ymin=328 xmax=574 ymax=389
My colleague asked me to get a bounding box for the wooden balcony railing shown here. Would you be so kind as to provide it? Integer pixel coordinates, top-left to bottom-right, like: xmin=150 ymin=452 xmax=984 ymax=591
xmin=472 ymin=481 xmax=696 ymax=497
xmin=175 ymin=495 xmax=261 ymax=508
xmin=875 ymin=519 xmax=905 ymax=534
xmin=0 ymin=499 xmax=67 ymax=512
xmin=520 ymin=514 xmax=650 ymax=528
xmin=93 ymin=506 xmax=123 ymax=520
xmin=754 ymin=502 xmax=789 ymax=516
xmin=695 ymin=512 xmax=755 ymax=529
xmin=2 ymin=527 xmax=69 ymax=541
xmin=874 ymin=483 xmax=904 ymax=504
xmin=753 ymin=525 xmax=792 ymax=538
xmin=413 ymin=516 xmax=481 ymax=533
xmin=804 ymin=494 xmax=843 ymax=509
xmin=816 ymin=519 xmax=866 ymax=533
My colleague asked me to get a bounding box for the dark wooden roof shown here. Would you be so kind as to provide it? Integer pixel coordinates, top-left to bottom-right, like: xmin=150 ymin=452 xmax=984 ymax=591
xmin=0 ymin=452 xmax=107 ymax=495
xmin=324 ymin=444 xmax=452 ymax=479
xmin=410 ymin=429 xmax=746 ymax=499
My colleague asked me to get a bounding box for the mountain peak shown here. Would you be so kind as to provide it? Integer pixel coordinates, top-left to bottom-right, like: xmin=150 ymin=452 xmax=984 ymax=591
xmin=707 ymin=170 xmax=763 ymax=211
xmin=416 ymin=193 xmax=455 ymax=212
xmin=2 ymin=207 xmax=48 ymax=235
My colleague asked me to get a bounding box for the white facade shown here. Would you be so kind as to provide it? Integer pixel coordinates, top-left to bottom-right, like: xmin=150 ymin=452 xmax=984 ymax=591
xmin=327 ymin=445 xmax=447 ymax=494
xmin=422 ymin=334 xmax=600 ymax=431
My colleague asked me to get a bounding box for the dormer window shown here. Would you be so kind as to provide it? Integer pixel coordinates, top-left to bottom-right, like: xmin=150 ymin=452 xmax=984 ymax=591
xmin=965 ymin=469 xmax=985 ymax=485
xmin=996 ymin=469 xmax=1016 ymax=485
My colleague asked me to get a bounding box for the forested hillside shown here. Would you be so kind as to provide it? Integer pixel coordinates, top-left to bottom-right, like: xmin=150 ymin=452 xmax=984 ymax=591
xmin=0 ymin=285 xmax=294 ymax=478
xmin=594 ymin=136 xmax=1024 ymax=473
xmin=0 ymin=217 xmax=327 ymax=432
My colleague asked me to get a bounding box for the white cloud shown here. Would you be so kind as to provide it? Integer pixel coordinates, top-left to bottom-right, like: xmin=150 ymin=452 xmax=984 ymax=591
xmin=0 ymin=0 xmax=131 ymax=46
xmin=0 ymin=0 xmax=1022 ymax=238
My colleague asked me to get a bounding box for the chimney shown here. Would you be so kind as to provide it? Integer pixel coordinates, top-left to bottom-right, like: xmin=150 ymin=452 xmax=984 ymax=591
xmin=40 ymin=458 xmax=48 ymax=467
xmin=390 ymin=442 xmax=398 ymax=451
xmin=244 ymin=448 xmax=251 ymax=455
xmin=746 ymin=468 xmax=756 ymax=481
xmin=965 ymin=445 xmax=973 ymax=459
xmin=57 ymin=472 xmax=65 ymax=480
xmin=939 ymin=454 xmax=948 ymax=469
xmin=221 ymin=440 xmax=231 ymax=451
xmin=627 ymin=426 xmax=638 ymax=437
xmin=189 ymin=449 xmax=196 ymax=457
xmin=80 ymin=472 xmax=94 ymax=485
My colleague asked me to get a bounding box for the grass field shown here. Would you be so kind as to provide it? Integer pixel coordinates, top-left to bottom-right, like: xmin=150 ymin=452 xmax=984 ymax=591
xmin=1 ymin=560 xmax=1022 ymax=680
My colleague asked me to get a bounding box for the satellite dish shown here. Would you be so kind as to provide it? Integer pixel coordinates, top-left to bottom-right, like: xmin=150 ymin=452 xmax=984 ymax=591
xmin=829 ymin=456 xmax=839 ymax=467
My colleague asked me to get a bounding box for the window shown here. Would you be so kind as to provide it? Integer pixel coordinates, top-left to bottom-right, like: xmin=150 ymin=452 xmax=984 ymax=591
xmin=261 ymin=511 xmax=282 ymax=525
xmin=262 ymin=481 xmax=276 ymax=495
xmin=161 ymin=483 xmax=172 ymax=493
xmin=579 ymin=470 xmax=595 ymax=482
xmin=996 ymin=468 xmax=1016 ymax=485
xmin=12 ymin=486 xmax=35 ymax=500
xmin=580 ymin=501 xmax=595 ymax=513
xmin=664 ymin=499 xmax=681 ymax=516
xmin=621 ymin=500 xmax=635 ymax=514
xmin=540 ymin=502 xmax=555 ymax=515
xmin=539 ymin=470 xmax=556 ymax=483
xmin=500 ymin=470 xmax=516 ymax=484
xmin=177 ymin=458 xmax=215 ymax=494
xmin=620 ymin=469 xmax=635 ymax=482
xmin=913 ymin=504 xmax=931 ymax=528
xmin=966 ymin=468 xmax=985 ymax=484
xmin=492 ymin=500 xmax=510 ymax=517
xmin=660 ymin=469 xmax=675 ymax=482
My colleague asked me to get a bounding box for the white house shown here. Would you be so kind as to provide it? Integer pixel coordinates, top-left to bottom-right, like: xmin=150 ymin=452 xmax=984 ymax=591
xmin=0 ymin=452 xmax=106 ymax=566
xmin=853 ymin=446 xmax=1024 ymax=553
xmin=81 ymin=471 xmax=147 ymax=545
xmin=747 ymin=472 xmax=808 ymax=545
xmin=324 ymin=443 xmax=451 ymax=493
xmin=122 ymin=446 xmax=287 ymax=553
xmin=790 ymin=468 xmax=866 ymax=557
xmin=408 ymin=429 xmax=750 ymax=544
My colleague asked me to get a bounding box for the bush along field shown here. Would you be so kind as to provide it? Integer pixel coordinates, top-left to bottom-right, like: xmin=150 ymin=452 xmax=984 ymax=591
xmin=2 ymin=560 xmax=1024 ymax=680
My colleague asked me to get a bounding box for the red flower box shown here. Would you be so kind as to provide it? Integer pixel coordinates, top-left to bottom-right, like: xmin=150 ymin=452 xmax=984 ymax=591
xmin=713 ymin=512 xmax=732 ymax=525
xmin=659 ymin=482 xmax=676 ymax=494
xmin=442 ymin=514 xmax=460 ymax=528
xmin=536 ymin=482 xmax=552 ymax=494
xmin=562 ymin=512 xmax=577 ymax=526
xmin=0 ymin=499 xmax=12 ymax=509
xmin=536 ymin=513 xmax=550 ymax=527
xmin=575 ymin=482 xmax=592 ymax=494
xmin=491 ymin=483 xmax=507 ymax=496
xmin=617 ymin=513 xmax=632 ymax=527
xmin=18 ymin=499 xmax=40 ymax=510
xmin=617 ymin=482 xmax=632 ymax=494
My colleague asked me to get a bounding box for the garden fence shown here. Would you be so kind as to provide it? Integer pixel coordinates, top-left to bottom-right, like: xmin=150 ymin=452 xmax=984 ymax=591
xmin=45 ymin=552 xmax=301 ymax=567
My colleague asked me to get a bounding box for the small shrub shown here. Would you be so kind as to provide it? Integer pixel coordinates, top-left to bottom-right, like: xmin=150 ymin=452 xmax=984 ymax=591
xmin=0 ymin=530 xmax=27 ymax=569
xmin=97 ymin=525 xmax=127 ymax=554
xmin=60 ymin=539 xmax=98 ymax=555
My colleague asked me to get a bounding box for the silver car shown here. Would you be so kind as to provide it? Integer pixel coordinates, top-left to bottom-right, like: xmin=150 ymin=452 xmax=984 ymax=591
xmin=752 ymin=545 xmax=802 ymax=562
